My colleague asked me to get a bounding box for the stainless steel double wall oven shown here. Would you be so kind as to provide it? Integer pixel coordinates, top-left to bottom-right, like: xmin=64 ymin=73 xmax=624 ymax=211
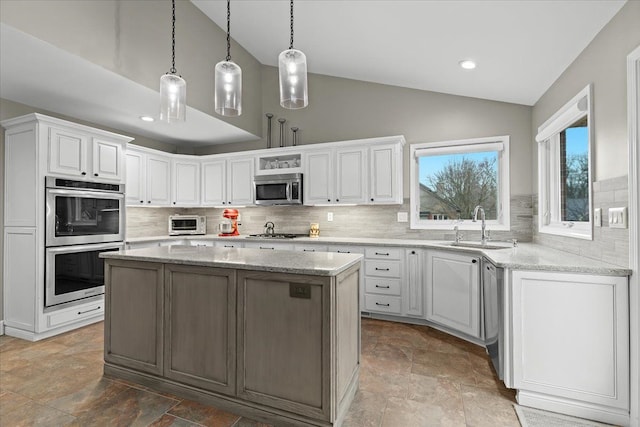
xmin=45 ymin=177 xmax=125 ymax=307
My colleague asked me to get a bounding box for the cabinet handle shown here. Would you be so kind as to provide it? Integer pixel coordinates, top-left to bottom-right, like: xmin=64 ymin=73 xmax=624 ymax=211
xmin=173 ymin=202 xmax=176 ymax=205
xmin=375 ymin=252 xmax=390 ymax=256
xmin=260 ymin=246 xmax=275 ymax=250
xmin=375 ymin=285 xmax=390 ymax=289
xmin=303 ymin=249 xmax=315 ymax=252
xmin=375 ymin=267 xmax=390 ymax=271
xmin=78 ymin=306 xmax=101 ymax=315
xmin=94 ymin=173 xmax=99 ymax=177
xmin=472 ymin=259 xmax=477 ymax=264
xmin=337 ymin=250 xmax=350 ymax=253
xmin=375 ymin=302 xmax=390 ymax=307
xmin=81 ymin=171 xmax=87 ymax=176
xmin=224 ymin=245 xmax=234 ymax=248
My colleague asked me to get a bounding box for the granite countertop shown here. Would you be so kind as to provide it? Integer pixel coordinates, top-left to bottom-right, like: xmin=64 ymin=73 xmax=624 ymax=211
xmin=125 ymin=234 xmax=631 ymax=276
xmin=101 ymin=245 xmax=362 ymax=277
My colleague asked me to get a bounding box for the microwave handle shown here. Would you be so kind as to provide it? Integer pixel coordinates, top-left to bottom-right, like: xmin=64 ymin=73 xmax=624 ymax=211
xmin=286 ymin=182 xmax=291 ymax=201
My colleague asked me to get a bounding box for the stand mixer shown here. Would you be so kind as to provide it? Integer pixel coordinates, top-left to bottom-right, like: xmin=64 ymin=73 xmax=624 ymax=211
xmin=218 ymin=208 xmax=240 ymax=237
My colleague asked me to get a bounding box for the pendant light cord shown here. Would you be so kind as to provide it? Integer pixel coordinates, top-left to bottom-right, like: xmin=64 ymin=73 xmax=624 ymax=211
xmin=289 ymin=0 xmax=294 ymax=49
xmin=226 ymin=0 xmax=232 ymax=61
xmin=170 ymin=0 xmax=176 ymax=74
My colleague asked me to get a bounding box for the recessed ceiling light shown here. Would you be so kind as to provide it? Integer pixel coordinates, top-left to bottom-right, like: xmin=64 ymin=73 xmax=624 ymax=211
xmin=140 ymin=116 xmax=155 ymax=122
xmin=459 ymin=60 xmax=477 ymax=70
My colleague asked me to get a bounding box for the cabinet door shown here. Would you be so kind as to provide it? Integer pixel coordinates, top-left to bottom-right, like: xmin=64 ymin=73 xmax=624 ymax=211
xmin=369 ymin=144 xmax=400 ymax=204
xmin=48 ymin=126 xmax=89 ymax=177
xmin=511 ymin=271 xmax=629 ymax=410
xmin=104 ymin=260 xmax=164 ymax=375
xmin=125 ymin=151 xmax=145 ymax=205
xmin=172 ymin=159 xmax=200 ymax=206
xmin=335 ymin=147 xmax=367 ymax=204
xmin=92 ymin=138 xmax=124 ymax=182
xmin=164 ymin=265 xmax=236 ymax=395
xmin=404 ymin=249 xmax=424 ymax=317
xmin=426 ymin=251 xmax=480 ymax=337
xmin=146 ymin=154 xmax=171 ymax=206
xmin=201 ymin=160 xmax=226 ymax=206
xmin=227 ymin=158 xmax=254 ymax=205
xmin=304 ymin=150 xmax=333 ymax=205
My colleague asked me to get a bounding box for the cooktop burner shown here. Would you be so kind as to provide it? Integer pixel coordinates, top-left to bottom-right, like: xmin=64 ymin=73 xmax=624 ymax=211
xmin=248 ymin=233 xmax=306 ymax=239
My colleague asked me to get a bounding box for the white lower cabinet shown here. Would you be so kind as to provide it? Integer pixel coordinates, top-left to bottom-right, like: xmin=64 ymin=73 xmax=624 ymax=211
xmin=363 ymin=247 xmax=403 ymax=315
xmin=425 ymin=250 xmax=481 ymax=338
xmin=510 ymin=270 xmax=629 ymax=425
xmin=403 ymin=249 xmax=424 ymax=317
xmin=243 ymin=241 xmax=295 ymax=251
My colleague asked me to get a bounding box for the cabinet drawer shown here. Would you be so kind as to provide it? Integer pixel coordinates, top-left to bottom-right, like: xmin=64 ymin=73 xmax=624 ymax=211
xmin=327 ymin=245 xmax=365 ymax=255
xmin=215 ymin=241 xmax=244 ymax=249
xmin=365 ymin=260 xmax=401 ymax=278
xmin=47 ymin=301 xmax=104 ymax=328
xmin=364 ymin=294 xmax=401 ymax=314
xmin=365 ymin=247 xmax=402 ymax=260
xmin=365 ymin=278 xmax=401 ymax=296
xmin=295 ymin=244 xmax=328 ymax=253
xmin=244 ymin=242 xmax=294 ymax=251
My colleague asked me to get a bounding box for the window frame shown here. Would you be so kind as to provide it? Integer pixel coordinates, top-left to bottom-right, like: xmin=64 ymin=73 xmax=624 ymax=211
xmin=537 ymin=84 xmax=593 ymax=240
xmin=409 ymin=135 xmax=511 ymax=231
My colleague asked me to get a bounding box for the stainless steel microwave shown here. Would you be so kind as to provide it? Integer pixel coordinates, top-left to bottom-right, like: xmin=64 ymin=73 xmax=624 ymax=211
xmin=254 ymin=173 xmax=303 ymax=206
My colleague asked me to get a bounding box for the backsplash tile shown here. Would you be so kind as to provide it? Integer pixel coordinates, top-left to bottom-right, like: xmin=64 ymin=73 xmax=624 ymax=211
xmin=533 ymin=175 xmax=630 ymax=267
xmin=127 ymin=195 xmax=533 ymax=243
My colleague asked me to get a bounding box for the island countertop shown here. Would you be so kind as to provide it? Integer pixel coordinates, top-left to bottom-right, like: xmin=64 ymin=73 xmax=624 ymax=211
xmin=101 ymin=244 xmax=363 ymax=276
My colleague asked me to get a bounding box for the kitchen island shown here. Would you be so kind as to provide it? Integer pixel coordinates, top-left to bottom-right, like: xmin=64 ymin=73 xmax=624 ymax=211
xmin=100 ymin=245 xmax=362 ymax=427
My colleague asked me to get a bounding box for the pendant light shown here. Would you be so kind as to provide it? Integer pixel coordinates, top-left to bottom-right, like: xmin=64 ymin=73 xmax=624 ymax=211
xmin=159 ymin=0 xmax=186 ymax=123
xmin=279 ymin=0 xmax=308 ymax=109
xmin=215 ymin=0 xmax=242 ymax=116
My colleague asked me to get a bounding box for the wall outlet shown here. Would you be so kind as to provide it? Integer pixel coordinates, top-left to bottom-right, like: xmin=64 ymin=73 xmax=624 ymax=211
xmin=608 ymin=207 xmax=627 ymax=229
xmin=594 ymin=208 xmax=601 ymax=227
xmin=397 ymin=212 xmax=408 ymax=222
xmin=327 ymin=212 xmax=333 ymax=222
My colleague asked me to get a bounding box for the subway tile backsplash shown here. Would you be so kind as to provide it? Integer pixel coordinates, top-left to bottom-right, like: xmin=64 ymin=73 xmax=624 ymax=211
xmin=533 ymin=175 xmax=629 ymax=267
xmin=127 ymin=194 xmax=533 ymax=242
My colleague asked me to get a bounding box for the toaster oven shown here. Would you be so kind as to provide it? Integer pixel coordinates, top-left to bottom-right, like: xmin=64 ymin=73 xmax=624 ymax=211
xmin=169 ymin=215 xmax=207 ymax=235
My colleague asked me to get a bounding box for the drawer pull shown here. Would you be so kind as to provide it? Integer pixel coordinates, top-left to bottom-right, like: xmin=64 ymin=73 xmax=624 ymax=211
xmin=78 ymin=306 xmax=101 ymax=315
xmin=303 ymin=249 xmax=315 ymax=252
xmin=375 ymin=267 xmax=390 ymax=271
xmin=375 ymin=302 xmax=390 ymax=307
xmin=375 ymin=252 xmax=390 ymax=256
xmin=224 ymin=245 xmax=234 ymax=248
xmin=375 ymin=285 xmax=390 ymax=289
xmin=260 ymin=246 xmax=275 ymax=250
xmin=337 ymin=251 xmax=351 ymax=253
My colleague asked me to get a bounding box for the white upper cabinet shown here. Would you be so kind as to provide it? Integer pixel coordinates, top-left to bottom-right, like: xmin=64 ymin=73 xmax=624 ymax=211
xmin=47 ymin=125 xmax=126 ymax=182
xmin=304 ymin=136 xmax=404 ymax=206
xmin=125 ymin=147 xmax=171 ymax=206
xmin=369 ymin=143 xmax=402 ymax=204
xmin=172 ymin=158 xmax=200 ymax=207
xmin=201 ymin=157 xmax=253 ymax=207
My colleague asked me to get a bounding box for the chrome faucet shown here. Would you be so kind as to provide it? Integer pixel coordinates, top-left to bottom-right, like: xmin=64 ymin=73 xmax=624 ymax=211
xmin=472 ymin=205 xmax=488 ymax=243
xmin=264 ymin=221 xmax=275 ymax=236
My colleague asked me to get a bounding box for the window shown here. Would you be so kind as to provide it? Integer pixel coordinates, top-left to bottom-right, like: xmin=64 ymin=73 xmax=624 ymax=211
xmin=537 ymin=84 xmax=592 ymax=240
xmin=410 ymin=136 xmax=510 ymax=230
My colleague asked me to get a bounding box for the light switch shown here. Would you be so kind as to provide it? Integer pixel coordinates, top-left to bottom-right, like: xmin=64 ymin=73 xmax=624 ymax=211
xmin=327 ymin=212 xmax=333 ymax=222
xmin=594 ymin=208 xmax=601 ymax=227
xmin=608 ymin=207 xmax=627 ymax=229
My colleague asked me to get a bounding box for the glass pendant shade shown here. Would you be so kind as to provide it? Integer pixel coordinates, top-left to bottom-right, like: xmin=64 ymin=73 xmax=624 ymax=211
xmin=278 ymin=48 xmax=308 ymax=109
xmin=159 ymin=73 xmax=186 ymax=123
xmin=215 ymin=60 xmax=242 ymax=117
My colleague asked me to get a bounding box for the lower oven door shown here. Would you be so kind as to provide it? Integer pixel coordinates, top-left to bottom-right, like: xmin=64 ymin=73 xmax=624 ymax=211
xmin=45 ymin=242 xmax=124 ymax=308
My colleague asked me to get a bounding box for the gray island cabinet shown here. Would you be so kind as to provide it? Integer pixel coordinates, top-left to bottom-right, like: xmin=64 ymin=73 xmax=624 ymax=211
xmin=101 ymin=245 xmax=362 ymax=427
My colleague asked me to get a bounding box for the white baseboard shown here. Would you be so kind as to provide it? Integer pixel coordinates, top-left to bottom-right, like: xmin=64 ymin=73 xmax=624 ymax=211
xmin=0 ymin=320 xmax=4 ymax=336
xmin=517 ymin=390 xmax=630 ymax=427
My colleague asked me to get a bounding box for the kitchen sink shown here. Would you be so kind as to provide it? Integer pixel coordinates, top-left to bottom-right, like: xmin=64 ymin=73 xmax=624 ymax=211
xmin=449 ymin=241 xmax=515 ymax=250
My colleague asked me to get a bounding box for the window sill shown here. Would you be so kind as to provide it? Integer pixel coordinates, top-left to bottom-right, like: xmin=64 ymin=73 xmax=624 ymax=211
xmin=410 ymin=221 xmax=510 ymax=231
xmin=538 ymin=223 xmax=593 ymax=240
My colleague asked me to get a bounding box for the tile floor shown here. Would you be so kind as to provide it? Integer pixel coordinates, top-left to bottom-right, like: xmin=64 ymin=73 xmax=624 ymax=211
xmin=0 ymin=318 xmax=520 ymax=426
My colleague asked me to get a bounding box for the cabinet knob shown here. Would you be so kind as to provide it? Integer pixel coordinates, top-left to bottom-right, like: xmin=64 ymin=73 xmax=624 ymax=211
xmin=173 ymin=202 xmax=176 ymax=205
xmin=147 ymin=201 xmax=151 ymax=204
xmin=81 ymin=171 xmax=87 ymax=176
xmin=94 ymin=173 xmax=99 ymax=177
xmin=371 ymin=198 xmax=374 ymax=202
xmin=222 ymin=201 xmax=226 ymax=204
xmin=411 ymin=250 xmax=416 ymax=255
xmin=472 ymin=259 xmax=477 ymax=264
xmin=336 ymin=199 xmax=339 ymax=202
xmin=140 ymin=200 xmax=144 ymax=203
xmin=328 ymin=199 xmax=331 ymax=202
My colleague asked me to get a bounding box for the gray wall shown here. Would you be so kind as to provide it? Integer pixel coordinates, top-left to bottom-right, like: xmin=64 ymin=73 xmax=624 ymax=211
xmin=531 ymin=1 xmax=640 ymax=264
xmin=0 ymin=0 xmax=263 ymax=139
xmin=199 ymin=66 xmax=534 ymax=198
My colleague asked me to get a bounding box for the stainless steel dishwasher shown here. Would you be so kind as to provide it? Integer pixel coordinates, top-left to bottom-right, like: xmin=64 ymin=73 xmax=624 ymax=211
xmin=483 ymin=258 xmax=504 ymax=379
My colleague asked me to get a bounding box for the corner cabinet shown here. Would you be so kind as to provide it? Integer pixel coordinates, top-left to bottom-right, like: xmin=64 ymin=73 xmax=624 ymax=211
xmin=171 ymin=157 xmax=201 ymax=207
xmin=509 ymin=270 xmax=629 ymax=426
xmin=425 ymin=250 xmax=481 ymax=338
xmin=125 ymin=147 xmax=171 ymax=206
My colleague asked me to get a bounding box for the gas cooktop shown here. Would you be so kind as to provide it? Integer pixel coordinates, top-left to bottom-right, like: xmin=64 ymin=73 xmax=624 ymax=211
xmin=247 ymin=233 xmax=307 ymax=239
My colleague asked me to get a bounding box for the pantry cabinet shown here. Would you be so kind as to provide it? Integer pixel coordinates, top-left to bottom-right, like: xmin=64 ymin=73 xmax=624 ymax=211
xmin=201 ymin=157 xmax=253 ymax=207
xmin=425 ymin=250 xmax=481 ymax=338
xmin=48 ymin=124 xmax=127 ymax=182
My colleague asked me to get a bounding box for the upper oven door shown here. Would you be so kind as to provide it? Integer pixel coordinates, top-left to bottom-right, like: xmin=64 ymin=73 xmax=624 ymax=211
xmin=46 ymin=188 xmax=125 ymax=247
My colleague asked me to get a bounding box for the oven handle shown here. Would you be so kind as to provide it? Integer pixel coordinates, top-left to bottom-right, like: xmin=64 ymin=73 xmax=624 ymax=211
xmin=46 ymin=241 xmax=125 ymax=254
xmin=47 ymin=188 xmax=124 ymax=200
